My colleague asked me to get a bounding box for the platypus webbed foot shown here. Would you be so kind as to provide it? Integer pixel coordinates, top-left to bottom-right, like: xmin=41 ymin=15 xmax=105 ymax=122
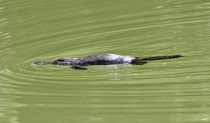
xmin=70 ymin=65 xmax=88 ymax=70
xmin=133 ymin=61 xmax=148 ymax=65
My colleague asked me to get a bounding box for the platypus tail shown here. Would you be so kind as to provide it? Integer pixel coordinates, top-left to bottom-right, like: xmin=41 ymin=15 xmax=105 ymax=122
xmin=132 ymin=54 xmax=183 ymax=65
xmin=140 ymin=54 xmax=183 ymax=61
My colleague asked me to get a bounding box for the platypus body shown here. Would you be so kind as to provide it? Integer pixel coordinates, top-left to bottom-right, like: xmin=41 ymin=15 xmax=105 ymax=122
xmin=34 ymin=54 xmax=182 ymax=70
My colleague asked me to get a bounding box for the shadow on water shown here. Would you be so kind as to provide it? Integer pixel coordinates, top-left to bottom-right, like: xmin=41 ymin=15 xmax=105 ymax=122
xmin=1 ymin=0 xmax=210 ymax=123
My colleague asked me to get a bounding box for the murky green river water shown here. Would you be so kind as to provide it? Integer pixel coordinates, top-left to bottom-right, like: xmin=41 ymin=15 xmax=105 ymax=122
xmin=1 ymin=0 xmax=210 ymax=123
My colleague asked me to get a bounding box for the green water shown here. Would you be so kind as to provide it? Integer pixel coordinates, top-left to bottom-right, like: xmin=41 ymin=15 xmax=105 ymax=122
xmin=1 ymin=0 xmax=210 ymax=123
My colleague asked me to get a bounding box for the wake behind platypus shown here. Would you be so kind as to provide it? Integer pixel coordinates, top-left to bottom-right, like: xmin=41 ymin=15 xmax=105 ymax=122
xmin=34 ymin=53 xmax=183 ymax=70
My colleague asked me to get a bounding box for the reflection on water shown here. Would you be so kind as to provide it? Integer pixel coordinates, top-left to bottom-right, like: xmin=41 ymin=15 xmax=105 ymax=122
xmin=107 ymin=64 xmax=133 ymax=81
xmin=1 ymin=0 xmax=210 ymax=123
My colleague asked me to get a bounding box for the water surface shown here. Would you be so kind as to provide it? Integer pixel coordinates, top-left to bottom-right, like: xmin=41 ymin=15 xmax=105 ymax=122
xmin=1 ymin=0 xmax=210 ymax=123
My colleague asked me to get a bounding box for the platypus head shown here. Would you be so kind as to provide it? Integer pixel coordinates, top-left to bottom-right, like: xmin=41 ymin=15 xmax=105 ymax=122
xmin=34 ymin=58 xmax=79 ymax=66
xmin=52 ymin=58 xmax=78 ymax=65
xmin=34 ymin=61 xmax=53 ymax=65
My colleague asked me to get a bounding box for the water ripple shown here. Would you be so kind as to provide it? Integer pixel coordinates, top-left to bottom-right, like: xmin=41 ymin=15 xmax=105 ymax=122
xmin=1 ymin=0 xmax=210 ymax=123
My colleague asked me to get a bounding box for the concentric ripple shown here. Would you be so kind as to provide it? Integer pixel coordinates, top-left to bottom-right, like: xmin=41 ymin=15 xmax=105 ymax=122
xmin=1 ymin=0 xmax=210 ymax=123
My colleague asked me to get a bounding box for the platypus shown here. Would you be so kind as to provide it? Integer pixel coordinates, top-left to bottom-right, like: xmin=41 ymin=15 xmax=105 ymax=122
xmin=34 ymin=54 xmax=183 ymax=70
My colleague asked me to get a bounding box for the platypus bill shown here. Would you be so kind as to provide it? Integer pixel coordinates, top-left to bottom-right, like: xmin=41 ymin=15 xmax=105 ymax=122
xmin=34 ymin=54 xmax=183 ymax=70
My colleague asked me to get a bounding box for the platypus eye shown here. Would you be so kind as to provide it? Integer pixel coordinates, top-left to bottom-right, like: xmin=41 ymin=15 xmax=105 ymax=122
xmin=57 ymin=59 xmax=65 ymax=62
xmin=52 ymin=58 xmax=65 ymax=64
